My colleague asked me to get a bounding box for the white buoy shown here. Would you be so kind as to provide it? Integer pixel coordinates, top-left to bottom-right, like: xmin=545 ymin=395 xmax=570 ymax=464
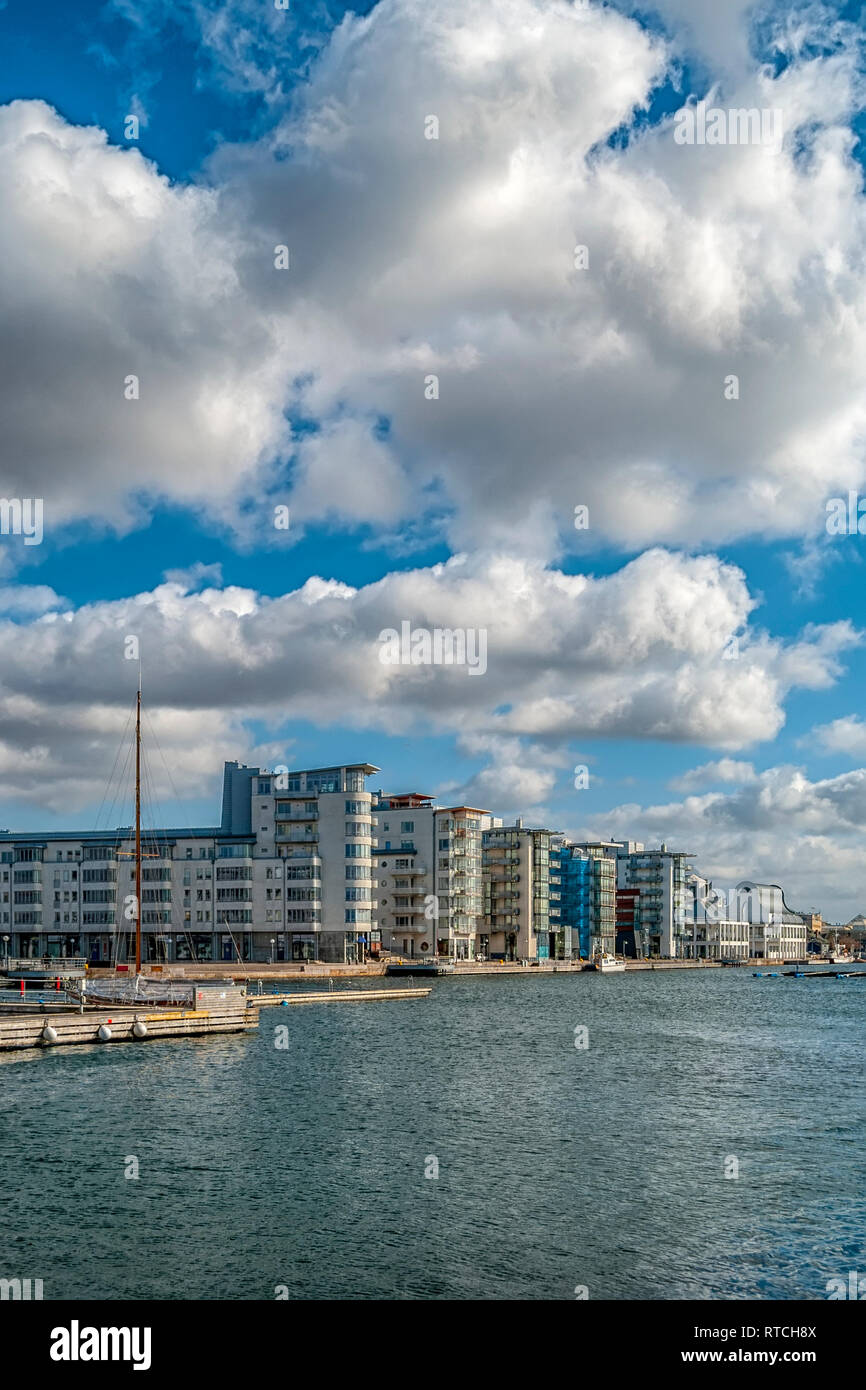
xmin=41 ymin=1025 xmax=58 ymax=1044
xmin=133 ymin=1020 xmax=147 ymax=1038
xmin=97 ymin=1024 xmax=112 ymax=1041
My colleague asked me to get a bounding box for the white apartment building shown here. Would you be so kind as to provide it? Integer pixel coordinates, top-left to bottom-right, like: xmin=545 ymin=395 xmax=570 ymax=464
xmin=0 ymin=760 xmax=379 ymax=965
xmin=609 ymin=842 xmax=695 ymax=958
xmin=374 ymin=794 xmax=497 ymax=960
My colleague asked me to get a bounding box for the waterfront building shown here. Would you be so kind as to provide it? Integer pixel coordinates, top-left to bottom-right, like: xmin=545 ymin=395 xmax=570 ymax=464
xmin=611 ymin=842 xmax=695 ymax=958
xmin=735 ymin=881 xmax=808 ymax=960
xmin=677 ymin=873 xmax=750 ymax=960
xmin=552 ymin=839 xmax=617 ymax=958
xmin=374 ymin=794 xmax=495 ymax=960
xmin=481 ymin=821 xmax=552 ymax=961
xmin=0 ymin=760 xmax=379 ymax=965
xmin=615 ymin=887 xmax=641 ymax=957
xmin=678 ymin=875 xmax=808 ymax=961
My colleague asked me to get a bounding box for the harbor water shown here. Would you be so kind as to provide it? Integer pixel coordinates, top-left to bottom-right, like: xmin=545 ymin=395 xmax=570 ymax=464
xmin=1 ymin=969 xmax=863 ymax=1300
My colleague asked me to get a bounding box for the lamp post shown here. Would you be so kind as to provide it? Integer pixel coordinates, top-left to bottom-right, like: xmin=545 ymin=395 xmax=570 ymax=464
xmin=269 ymin=937 xmax=275 ymax=965
xmin=2 ymin=935 xmax=8 ymax=969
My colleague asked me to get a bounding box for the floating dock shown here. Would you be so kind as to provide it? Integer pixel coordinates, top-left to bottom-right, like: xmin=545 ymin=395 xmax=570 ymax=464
xmin=249 ymin=987 xmax=431 ymax=1006
xmin=782 ymin=968 xmax=866 ymax=979
xmin=386 ymin=962 xmax=454 ymax=977
xmin=0 ymin=983 xmax=256 ymax=1051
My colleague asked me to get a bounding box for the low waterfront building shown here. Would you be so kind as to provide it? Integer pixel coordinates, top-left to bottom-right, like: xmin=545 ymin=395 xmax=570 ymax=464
xmin=481 ymin=821 xmax=552 ymax=961
xmin=677 ymin=874 xmax=750 ymax=960
xmin=0 ymin=760 xmax=379 ymax=965
xmin=678 ymin=875 xmax=807 ymax=961
xmin=736 ymin=882 xmax=808 ymax=960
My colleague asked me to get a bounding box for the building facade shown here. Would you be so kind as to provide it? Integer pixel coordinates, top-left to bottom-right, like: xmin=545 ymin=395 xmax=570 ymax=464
xmin=678 ymin=875 xmax=807 ymax=961
xmin=611 ymin=842 xmax=695 ymax=958
xmin=374 ymin=795 xmax=494 ymax=959
xmin=0 ymin=760 xmax=379 ymax=965
xmin=481 ymin=822 xmax=552 ymax=961
xmin=553 ymin=840 xmax=617 ymax=958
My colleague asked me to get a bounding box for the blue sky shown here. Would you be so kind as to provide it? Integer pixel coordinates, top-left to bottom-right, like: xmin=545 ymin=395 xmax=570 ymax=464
xmin=2 ymin=0 xmax=866 ymax=917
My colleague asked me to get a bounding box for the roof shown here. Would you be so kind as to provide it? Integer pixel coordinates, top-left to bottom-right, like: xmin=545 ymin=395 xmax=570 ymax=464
xmin=0 ymin=828 xmax=252 ymax=844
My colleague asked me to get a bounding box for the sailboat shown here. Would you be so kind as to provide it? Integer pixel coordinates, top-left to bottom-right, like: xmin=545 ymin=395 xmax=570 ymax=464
xmin=68 ymin=678 xmax=197 ymax=1009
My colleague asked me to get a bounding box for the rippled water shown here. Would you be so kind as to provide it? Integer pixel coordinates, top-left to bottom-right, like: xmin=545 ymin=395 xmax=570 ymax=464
xmin=1 ymin=969 xmax=863 ymax=1300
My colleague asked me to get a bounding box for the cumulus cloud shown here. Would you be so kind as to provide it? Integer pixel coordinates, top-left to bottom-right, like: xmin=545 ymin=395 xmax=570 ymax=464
xmin=0 ymin=584 xmax=65 ymax=617
xmin=572 ymin=761 xmax=866 ymax=919
xmin=0 ymin=99 xmax=292 ymax=535
xmin=2 ymin=1 xmax=866 ymax=558
xmin=810 ymin=714 xmax=866 ymax=758
xmin=0 ymin=549 xmax=857 ymax=813
xmin=205 ymin=0 xmax=866 ymax=555
xmin=669 ymin=757 xmax=757 ymax=791
xmin=439 ymin=732 xmax=566 ymax=816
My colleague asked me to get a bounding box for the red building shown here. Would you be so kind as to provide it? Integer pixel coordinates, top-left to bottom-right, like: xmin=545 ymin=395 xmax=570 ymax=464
xmin=616 ymin=888 xmax=640 ymax=958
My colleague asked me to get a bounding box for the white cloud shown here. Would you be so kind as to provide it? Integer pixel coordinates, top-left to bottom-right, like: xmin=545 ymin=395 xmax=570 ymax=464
xmin=0 ymin=99 xmax=292 ymax=536
xmin=0 ymin=549 xmax=857 ymax=812
xmin=442 ymin=732 xmax=564 ymax=815
xmin=162 ymin=561 xmax=224 ymax=590
xmin=669 ymin=757 xmax=757 ymax=791
xmin=2 ymin=2 xmax=865 ymax=558
xmin=0 ymin=584 xmax=65 ymax=617
xmin=811 ymin=714 xmax=866 ymax=758
xmin=571 ymin=761 xmax=866 ymax=919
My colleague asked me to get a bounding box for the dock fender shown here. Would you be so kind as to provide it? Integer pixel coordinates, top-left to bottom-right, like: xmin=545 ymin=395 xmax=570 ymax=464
xmin=41 ymin=1024 xmax=58 ymax=1044
xmin=97 ymin=1024 xmax=112 ymax=1041
xmin=133 ymin=1020 xmax=148 ymax=1038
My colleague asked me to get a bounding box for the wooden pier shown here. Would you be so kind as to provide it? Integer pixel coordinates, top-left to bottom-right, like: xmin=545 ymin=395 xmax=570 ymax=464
xmin=248 ymin=987 xmax=431 ymax=1006
xmin=0 ymin=983 xmax=257 ymax=1050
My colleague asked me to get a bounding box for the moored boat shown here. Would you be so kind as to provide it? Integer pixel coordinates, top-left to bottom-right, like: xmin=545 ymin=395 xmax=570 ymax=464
xmin=592 ymin=952 xmax=626 ymax=974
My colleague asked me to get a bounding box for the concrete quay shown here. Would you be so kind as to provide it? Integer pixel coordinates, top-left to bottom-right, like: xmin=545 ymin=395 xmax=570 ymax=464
xmin=93 ymin=957 xmax=735 ymax=984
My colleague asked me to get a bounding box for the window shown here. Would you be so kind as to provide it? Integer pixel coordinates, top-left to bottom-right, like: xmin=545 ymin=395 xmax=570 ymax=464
xmin=401 ymin=821 xmax=415 ymax=833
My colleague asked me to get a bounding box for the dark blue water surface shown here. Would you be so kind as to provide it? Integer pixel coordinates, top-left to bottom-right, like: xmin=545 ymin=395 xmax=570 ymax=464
xmin=1 ymin=970 xmax=863 ymax=1300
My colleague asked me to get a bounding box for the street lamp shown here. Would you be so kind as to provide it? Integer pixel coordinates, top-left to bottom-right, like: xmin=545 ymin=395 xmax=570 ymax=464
xmin=2 ymin=935 xmax=8 ymax=969
xmin=269 ymin=937 xmax=275 ymax=964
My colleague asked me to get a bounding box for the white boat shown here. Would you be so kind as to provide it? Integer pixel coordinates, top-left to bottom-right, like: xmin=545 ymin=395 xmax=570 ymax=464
xmin=829 ymin=950 xmax=853 ymax=964
xmin=593 ymin=952 xmax=626 ymax=974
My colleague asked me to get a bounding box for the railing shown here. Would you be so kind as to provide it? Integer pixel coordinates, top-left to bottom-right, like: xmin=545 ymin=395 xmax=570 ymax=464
xmin=2 ymin=956 xmax=89 ymax=972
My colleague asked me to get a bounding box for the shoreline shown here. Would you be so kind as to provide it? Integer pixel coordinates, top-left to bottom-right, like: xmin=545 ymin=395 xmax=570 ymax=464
xmin=80 ymin=956 xmax=824 ymax=983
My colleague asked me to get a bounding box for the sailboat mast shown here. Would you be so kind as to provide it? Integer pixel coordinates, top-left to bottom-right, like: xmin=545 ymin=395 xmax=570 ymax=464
xmin=135 ymin=682 xmax=142 ymax=975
